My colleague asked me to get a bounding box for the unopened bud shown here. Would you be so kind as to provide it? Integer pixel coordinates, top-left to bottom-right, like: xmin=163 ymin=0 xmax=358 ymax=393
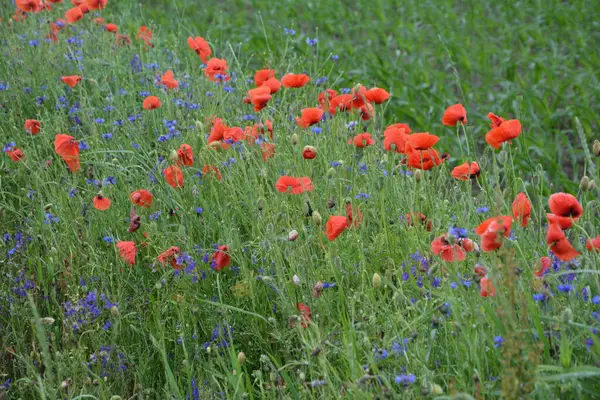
xmin=237 ymin=351 xmax=246 ymax=364
xmin=40 ymin=317 xmax=55 ymax=326
xmin=288 ymin=229 xmax=298 ymax=241
xmin=372 ymin=273 xmax=382 ymax=289
xmin=313 ymin=281 xmax=323 ymax=298
xmin=292 ymin=274 xmax=300 ymax=285
xmin=414 ymin=169 xmax=424 ymax=182
xmin=195 ymin=120 xmax=204 ymax=130
xmin=562 ymin=307 xmax=573 ymax=324
xmin=326 ymin=167 xmax=336 ymax=178
xmin=312 ymin=211 xmax=322 ymax=226
xmin=580 ymin=176 xmax=591 ymax=191
xmin=431 ymin=383 xmax=443 ymax=395
xmin=593 ymin=140 xmax=600 ymax=157
xmin=169 ymin=150 xmax=178 ymax=162
xmin=302 ymin=145 xmax=317 ymax=159
xmin=291 ymin=133 xmax=299 ymax=145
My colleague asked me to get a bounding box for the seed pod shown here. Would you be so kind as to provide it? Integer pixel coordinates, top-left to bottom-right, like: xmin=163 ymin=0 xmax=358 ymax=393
xmin=414 ymin=169 xmax=424 ymax=182
xmin=291 ymin=133 xmax=299 ymax=145
xmin=593 ymin=140 xmax=600 ymax=157
xmin=580 ymin=176 xmax=591 ymax=191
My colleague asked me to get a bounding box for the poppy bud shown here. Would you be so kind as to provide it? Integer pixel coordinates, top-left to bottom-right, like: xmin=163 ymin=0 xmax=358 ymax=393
xmin=302 ymin=145 xmax=317 ymax=159
xmin=414 ymin=169 xmax=424 ymax=182
xmin=372 ymin=273 xmax=382 ymax=289
xmin=292 ymin=274 xmax=301 ymax=285
xmin=169 ymin=150 xmax=179 ymax=162
xmin=44 ymin=203 xmax=53 ymax=211
xmin=561 ymin=307 xmax=573 ymax=324
xmin=313 ymin=281 xmax=323 ymax=298
xmin=195 ymin=120 xmax=204 ymax=130
xmin=593 ymin=140 xmax=600 ymax=157
xmin=288 ymin=229 xmax=298 ymax=241
xmin=291 ymin=133 xmax=299 ymax=145
xmin=580 ymin=176 xmax=591 ymax=191
xmin=257 ymin=197 xmax=265 ymax=211
xmin=431 ymin=384 xmax=443 ymax=395
xmin=299 ymin=372 xmax=306 ymax=381
xmin=110 ymin=305 xmax=120 ymax=317
xmin=326 ymin=167 xmax=336 ymax=178
xmin=40 ymin=317 xmax=55 ymax=325
xmin=60 ymin=379 xmax=72 ymax=390
xmin=496 ymin=151 xmax=508 ymax=164
xmin=312 ymin=211 xmax=322 ymax=225
xmin=237 ymin=351 xmax=246 ymax=364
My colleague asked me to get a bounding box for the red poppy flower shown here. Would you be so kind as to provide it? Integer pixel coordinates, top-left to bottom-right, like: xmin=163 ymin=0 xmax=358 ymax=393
xmin=187 ymin=36 xmax=211 ymax=63
xmin=261 ymin=77 xmax=281 ymax=94
xmin=485 ymin=119 xmax=522 ymax=149
xmin=202 ymin=164 xmax=222 ymax=181
xmin=302 ymin=146 xmax=317 ymax=160
xmin=254 ymin=69 xmax=275 ymax=86
xmin=78 ymin=3 xmax=89 ymax=13
xmin=211 ymin=245 xmax=231 ymax=272
xmin=586 ymin=236 xmax=600 ymax=252
xmin=345 ymin=201 xmax=363 ymax=228
xmin=65 ymin=6 xmax=83 ymax=24
xmin=318 ymin=89 xmax=338 ymax=109
xmin=512 ymin=192 xmax=531 ymax=227
xmin=161 ymin=70 xmax=179 ymax=89
xmin=534 ymin=256 xmax=551 ymax=278
xmin=85 ymin=0 xmax=107 ymax=10
xmin=25 ymin=119 xmax=41 ymax=135
xmin=157 ymin=246 xmax=181 ymax=269
xmin=275 ymin=176 xmax=314 ymax=194
xmin=261 ymin=142 xmax=275 ymax=160
xmin=348 ymin=133 xmax=375 ymax=148
xmin=223 ymin=127 xmax=245 ymax=144
xmin=163 ymin=165 xmax=184 ymax=188
xmin=281 ymin=73 xmax=310 ymax=88
xmin=128 ymin=207 xmax=141 ymax=233
xmin=475 ymin=216 xmax=512 ymax=252
xmin=364 ymin=87 xmax=390 ymax=104
xmin=93 ymin=195 xmax=111 ymax=211
xmin=61 ymin=75 xmax=81 ymax=87
xmin=16 ymin=0 xmax=43 ymax=12
xmin=383 ymin=126 xmax=410 ymax=154
xmin=176 ymin=144 xmax=194 ymax=166
xmin=404 ymin=144 xmax=446 ymax=170
xmin=548 ymin=192 xmax=583 ymax=229
xmin=384 ymin=123 xmax=412 ymax=136
xmin=546 ymin=220 xmax=580 ymax=261
xmin=116 ymin=241 xmax=137 ymax=266
xmin=204 ymin=58 xmax=229 ymax=82
xmin=137 ymin=26 xmax=154 ymax=47
xmin=488 ymin=112 xmax=506 ymax=128
xmin=350 ymin=85 xmax=369 ymax=108
xmin=54 ymin=134 xmax=80 ymax=172
xmin=405 ymin=212 xmax=432 ymax=231
xmin=296 ymin=302 xmax=312 ymax=328
xmin=451 ymin=161 xmax=480 ymax=180
xmin=359 ymin=103 xmax=374 ymax=121
xmin=105 ymin=23 xmax=117 ymax=33
xmin=406 ymin=133 xmax=439 ymax=151
xmin=328 ymin=94 xmax=353 ymax=114
xmin=246 ymin=86 xmax=272 ymax=111
xmin=115 ymin=34 xmax=131 ymax=46
xmin=296 ymin=108 xmax=324 ymax=128
xmin=441 ymin=103 xmax=467 ymax=126
xmin=129 ymin=189 xmax=153 ymax=208
xmin=208 ymin=119 xmax=227 ymax=144
xmin=325 ymin=216 xmax=349 ymax=241
xmin=142 ymin=96 xmax=161 ymax=110
xmin=480 ymin=277 xmax=496 ymax=297
xmin=431 ymin=235 xmax=466 ymax=262
xmin=5 ymin=147 xmax=24 ymax=162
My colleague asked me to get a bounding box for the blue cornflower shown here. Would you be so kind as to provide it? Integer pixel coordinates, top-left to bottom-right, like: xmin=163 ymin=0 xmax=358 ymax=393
xmin=311 ymin=127 xmax=322 ymax=134
xmin=306 ymin=37 xmax=318 ymax=46
xmin=44 ymin=213 xmax=59 ymax=224
xmin=331 ymin=54 xmax=339 ymax=61
xmin=131 ymin=142 xmax=140 ymax=149
xmin=592 ymin=295 xmax=600 ymax=304
xmin=195 ymin=207 xmax=204 ymax=215
xmin=79 ymin=140 xmax=90 ymax=151
xmin=103 ymin=320 xmax=112 ymax=330
xmin=103 ymin=236 xmax=114 ymax=244
xmin=102 ymin=133 xmax=113 ymax=139
xmin=139 ymin=91 xmax=150 ymax=97
xmin=29 ymin=39 xmax=40 ymax=47
xmin=448 ymin=227 xmax=468 ymax=238
xmin=103 ymin=176 xmax=116 ymax=185
xmin=149 ymin=211 xmax=161 ymax=221
xmin=95 ymin=118 xmax=105 ymax=124
xmin=395 ymin=374 xmax=416 ymax=386
xmin=494 ymin=336 xmax=504 ymax=348
xmin=284 ymin=28 xmax=296 ymax=36
xmin=475 ymin=207 xmax=490 ymax=214
xmin=316 ymin=77 xmax=328 ymax=85
xmin=557 ymin=284 xmax=573 ymax=293
xmin=346 ymin=121 xmax=358 ymax=129
xmin=223 ymin=86 xmax=234 ymax=93
xmin=355 ymin=193 xmax=370 ymax=199
xmin=533 ymin=293 xmax=546 ymax=301
xmin=205 ymin=91 xmax=213 ymax=97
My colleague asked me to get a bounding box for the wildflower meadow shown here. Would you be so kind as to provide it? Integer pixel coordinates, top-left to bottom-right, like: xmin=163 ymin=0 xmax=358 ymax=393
xmin=2 ymin=0 xmax=600 ymax=399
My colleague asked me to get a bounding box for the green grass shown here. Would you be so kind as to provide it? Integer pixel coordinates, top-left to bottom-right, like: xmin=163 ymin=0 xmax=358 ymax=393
xmin=1 ymin=0 xmax=600 ymax=399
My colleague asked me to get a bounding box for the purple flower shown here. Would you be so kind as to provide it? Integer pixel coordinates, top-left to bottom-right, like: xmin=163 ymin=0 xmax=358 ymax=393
xmin=394 ymin=374 xmax=416 ymax=386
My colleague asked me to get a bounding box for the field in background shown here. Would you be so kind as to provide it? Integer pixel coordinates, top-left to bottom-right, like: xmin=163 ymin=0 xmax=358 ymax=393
xmin=1 ymin=1 xmax=600 ymax=399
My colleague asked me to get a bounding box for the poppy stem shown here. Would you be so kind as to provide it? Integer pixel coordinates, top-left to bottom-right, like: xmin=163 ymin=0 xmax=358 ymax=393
xmin=455 ymin=124 xmax=464 ymax=160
